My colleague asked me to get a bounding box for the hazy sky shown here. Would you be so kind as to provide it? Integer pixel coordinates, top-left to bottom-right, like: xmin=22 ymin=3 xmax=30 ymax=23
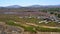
xmin=0 ymin=0 xmax=60 ymax=6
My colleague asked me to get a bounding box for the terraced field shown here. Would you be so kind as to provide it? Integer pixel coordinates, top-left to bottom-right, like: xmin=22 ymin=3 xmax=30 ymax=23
xmin=0 ymin=14 xmax=60 ymax=34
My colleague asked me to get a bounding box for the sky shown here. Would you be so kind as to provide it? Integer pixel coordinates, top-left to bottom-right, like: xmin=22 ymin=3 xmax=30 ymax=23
xmin=0 ymin=0 xmax=60 ymax=6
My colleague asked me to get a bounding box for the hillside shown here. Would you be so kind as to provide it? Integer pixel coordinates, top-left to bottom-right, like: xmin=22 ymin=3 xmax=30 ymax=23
xmin=0 ymin=5 xmax=60 ymax=34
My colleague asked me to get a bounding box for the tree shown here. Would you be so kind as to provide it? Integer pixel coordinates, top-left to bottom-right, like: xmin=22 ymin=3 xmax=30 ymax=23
xmin=50 ymin=12 xmax=54 ymax=14
xmin=58 ymin=14 xmax=60 ymax=18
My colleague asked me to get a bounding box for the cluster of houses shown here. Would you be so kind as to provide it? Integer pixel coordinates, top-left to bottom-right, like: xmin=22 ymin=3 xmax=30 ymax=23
xmin=18 ymin=11 xmax=60 ymax=23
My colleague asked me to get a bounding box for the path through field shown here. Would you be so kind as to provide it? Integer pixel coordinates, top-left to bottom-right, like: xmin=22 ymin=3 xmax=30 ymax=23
xmin=25 ymin=23 xmax=60 ymax=29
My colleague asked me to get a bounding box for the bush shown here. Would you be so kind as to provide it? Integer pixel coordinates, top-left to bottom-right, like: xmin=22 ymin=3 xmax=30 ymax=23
xmin=6 ymin=20 xmax=15 ymax=25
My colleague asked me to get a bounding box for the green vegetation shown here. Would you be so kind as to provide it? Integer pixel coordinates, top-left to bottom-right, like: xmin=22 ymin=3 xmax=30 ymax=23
xmin=6 ymin=20 xmax=36 ymax=32
xmin=24 ymin=26 xmax=36 ymax=32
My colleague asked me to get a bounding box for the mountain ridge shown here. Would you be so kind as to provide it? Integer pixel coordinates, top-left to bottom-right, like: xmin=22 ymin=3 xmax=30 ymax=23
xmin=0 ymin=5 xmax=60 ymax=8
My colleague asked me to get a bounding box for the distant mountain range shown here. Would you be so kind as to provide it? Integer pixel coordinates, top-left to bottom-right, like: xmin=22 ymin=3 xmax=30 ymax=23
xmin=0 ymin=5 xmax=60 ymax=9
xmin=5 ymin=5 xmax=22 ymax=8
